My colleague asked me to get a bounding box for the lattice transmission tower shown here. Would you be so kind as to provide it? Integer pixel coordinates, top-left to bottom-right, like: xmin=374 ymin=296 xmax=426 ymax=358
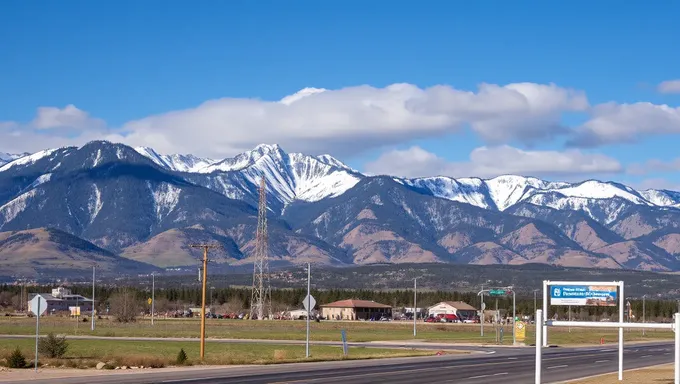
xmin=250 ymin=176 xmax=272 ymax=320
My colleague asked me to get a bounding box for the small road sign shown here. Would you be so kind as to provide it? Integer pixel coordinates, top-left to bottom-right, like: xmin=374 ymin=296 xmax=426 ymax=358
xmin=30 ymin=295 xmax=47 ymax=317
xmin=303 ymin=294 xmax=316 ymax=312
xmin=148 ymin=298 xmax=153 ymax=305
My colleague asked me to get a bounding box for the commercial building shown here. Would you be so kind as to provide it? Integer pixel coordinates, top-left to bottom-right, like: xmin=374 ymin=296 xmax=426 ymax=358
xmin=427 ymin=301 xmax=478 ymax=319
xmin=320 ymin=299 xmax=392 ymax=320
xmin=28 ymin=287 xmax=93 ymax=314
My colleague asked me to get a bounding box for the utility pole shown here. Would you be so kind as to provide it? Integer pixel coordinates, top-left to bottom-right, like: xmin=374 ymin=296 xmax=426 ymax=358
xmin=413 ymin=278 xmax=417 ymax=337
xmin=190 ymin=244 xmax=220 ymax=360
xmin=151 ymin=273 xmax=155 ymax=326
xmin=91 ymin=265 xmax=96 ymax=331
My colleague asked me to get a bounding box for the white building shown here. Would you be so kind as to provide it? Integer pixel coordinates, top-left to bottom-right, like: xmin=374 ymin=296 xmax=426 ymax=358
xmin=427 ymin=301 xmax=478 ymax=319
xmin=28 ymin=287 xmax=93 ymax=314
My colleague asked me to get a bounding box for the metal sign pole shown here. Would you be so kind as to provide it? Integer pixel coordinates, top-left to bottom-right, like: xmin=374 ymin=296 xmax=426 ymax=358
xmin=413 ymin=278 xmax=417 ymax=337
xmin=481 ymin=285 xmax=484 ymax=337
xmin=675 ymin=313 xmax=679 ymax=384
xmin=306 ymin=263 xmax=311 ymax=358
xmin=91 ymin=265 xmax=95 ymax=331
xmin=535 ymin=309 xmax=542 ymax=384
xmin=34 ymin=299 xmax=40 ymax=372
xmin=543 ymin=280 xmax=548 ymax=347
xmin=619 ymin=282 xmax=624 ymax=381
xmin=512 ymin=290 xmax=516 ymax=345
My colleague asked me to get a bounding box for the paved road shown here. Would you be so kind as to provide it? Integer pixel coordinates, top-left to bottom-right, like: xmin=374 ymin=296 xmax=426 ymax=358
xmin=0 ymin=342 xmax=673 ymax=384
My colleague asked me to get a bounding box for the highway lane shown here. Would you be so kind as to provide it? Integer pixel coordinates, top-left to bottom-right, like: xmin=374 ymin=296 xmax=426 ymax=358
xmin=1 ymin=342 xmax=674 ymax=384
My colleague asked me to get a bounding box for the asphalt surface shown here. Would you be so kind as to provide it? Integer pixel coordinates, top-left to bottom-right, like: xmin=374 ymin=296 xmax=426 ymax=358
xmin=0 ymin=342 xmax=674 ymax=384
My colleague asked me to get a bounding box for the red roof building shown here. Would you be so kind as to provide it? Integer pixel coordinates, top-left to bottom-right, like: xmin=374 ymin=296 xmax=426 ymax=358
xmin=320 ymin=299 xmax=392 ymax=320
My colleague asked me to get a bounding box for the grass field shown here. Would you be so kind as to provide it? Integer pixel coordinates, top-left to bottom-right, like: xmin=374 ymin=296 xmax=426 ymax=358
xmin=0 ymin=317 xmax=673 ymax=345
xmin=0 ymin=338 xmax=436 ymax=368
xmin=570 ymin=364 xmax=673 ymax=383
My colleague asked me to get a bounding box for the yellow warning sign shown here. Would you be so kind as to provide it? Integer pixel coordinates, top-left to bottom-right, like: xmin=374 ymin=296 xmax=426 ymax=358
xmin=515 ymin=321 xmax=526 ymax=342
xmin=148 ymin=298 xmax=153 ymax=305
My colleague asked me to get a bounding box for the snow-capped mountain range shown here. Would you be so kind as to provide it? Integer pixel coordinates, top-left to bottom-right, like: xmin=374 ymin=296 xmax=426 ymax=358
xmin=2 ymin=140 xmax=680 ymax=277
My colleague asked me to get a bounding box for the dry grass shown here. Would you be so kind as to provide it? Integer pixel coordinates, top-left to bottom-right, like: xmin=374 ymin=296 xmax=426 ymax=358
xmin=0 ymin=338 xmax=438 ymax=369
xmin=567 ymin=364 xmax=673 ymax=383
xmin=0 ymin=316 xmax=673 ymax=345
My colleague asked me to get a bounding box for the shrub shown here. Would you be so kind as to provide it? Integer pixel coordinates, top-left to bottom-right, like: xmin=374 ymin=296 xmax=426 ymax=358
xmin=7 ymin=348 xmax=27 ymax=368
xmin=176 ymin=348 xmax=188 ymax=365
xmin=38 ymin=333 xmax=69 ymax=358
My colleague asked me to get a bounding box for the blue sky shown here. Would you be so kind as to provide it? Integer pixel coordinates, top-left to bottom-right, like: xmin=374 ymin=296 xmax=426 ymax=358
xmin=1 ymin=1 xmax=679 ymax=189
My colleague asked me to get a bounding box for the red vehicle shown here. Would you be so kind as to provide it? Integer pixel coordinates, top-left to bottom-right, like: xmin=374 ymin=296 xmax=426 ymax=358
xmin=441 ymin=313 xmax=459 ymax=323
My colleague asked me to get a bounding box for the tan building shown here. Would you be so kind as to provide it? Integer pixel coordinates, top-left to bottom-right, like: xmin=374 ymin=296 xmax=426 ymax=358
xmin=427 ymin=301 xmax=477 ymax=319
xmin=320 ymin=299 xmax=392 ymax=320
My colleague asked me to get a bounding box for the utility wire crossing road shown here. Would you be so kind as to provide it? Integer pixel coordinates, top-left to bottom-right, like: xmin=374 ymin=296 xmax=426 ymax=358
xmin=0 ymin=342 xmax=673 ymax=384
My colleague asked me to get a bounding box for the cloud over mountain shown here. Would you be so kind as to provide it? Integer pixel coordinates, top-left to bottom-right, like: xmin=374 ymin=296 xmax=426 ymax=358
xmin=365 ymin=145 xmax=622 ymax=179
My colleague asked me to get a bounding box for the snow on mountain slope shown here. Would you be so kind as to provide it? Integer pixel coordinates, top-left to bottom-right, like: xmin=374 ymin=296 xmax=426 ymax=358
xmin=153 ymin=144 xmax=361 ymax=206
xmin=0 ymin=152 xmax=29 ymax=166
xmin=135 ymin=147 xmax=216 ymax=172
xmin=0 ymin=149 xmax=58 ymax=172
xmin=640 ymin=189 xmax=680 ymax=209
xmin=6 ymin=142 xmax=680 ymax=221
xmin=485 ymin=175 xmax=570 ymax=210
xmin=400 ymin=177 xmax=496 ymax=209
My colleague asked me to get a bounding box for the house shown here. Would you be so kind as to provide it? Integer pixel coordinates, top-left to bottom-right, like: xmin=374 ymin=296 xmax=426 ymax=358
xmin=27 ymin=287 xmax=93 ymax=314
xmin=427 ymin=301 xmax=478 ymax=319
xmin=320 ymin=299 xmax=392 ymax=320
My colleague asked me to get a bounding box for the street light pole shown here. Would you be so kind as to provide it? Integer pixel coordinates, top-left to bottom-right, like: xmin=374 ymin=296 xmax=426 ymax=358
xmin=413 ymin=278 xmax=417 ymax=337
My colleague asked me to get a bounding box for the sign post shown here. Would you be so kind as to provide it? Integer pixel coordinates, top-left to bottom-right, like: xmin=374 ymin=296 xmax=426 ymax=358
xmin=303 ymin=263 xmax=315 ymax=359
xmin=543 ymin=280 xmax=624 ymax=380
xmin=341 ymin=329 xmax=348 ymax=356
xmin=30 ymin=295 xmax=48 ymax=372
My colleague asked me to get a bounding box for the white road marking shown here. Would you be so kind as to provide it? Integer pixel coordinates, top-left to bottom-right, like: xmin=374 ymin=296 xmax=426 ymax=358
xmin=507 ymin=357 xmax=518 ymax=360
xmin=595 ymin=360 xmax=609 ymax=363
xmin=547 ymin=365 xmax=569 ymax=369
xmin=642 ymin=355 xmax=652 ymax=358
xmin=467 ymin=373 xmax=508 ymax=379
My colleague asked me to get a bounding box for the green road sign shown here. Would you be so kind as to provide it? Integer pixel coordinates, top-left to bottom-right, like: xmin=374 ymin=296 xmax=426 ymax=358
xmin=489 ymin=289 xmax=507 ymax=296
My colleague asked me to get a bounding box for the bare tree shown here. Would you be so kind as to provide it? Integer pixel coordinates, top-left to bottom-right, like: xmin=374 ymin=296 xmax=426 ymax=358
xmin=0 ymin=291 xmax=14 ymax=309
xmin=108 ymin=289 xmax=142 ymax=323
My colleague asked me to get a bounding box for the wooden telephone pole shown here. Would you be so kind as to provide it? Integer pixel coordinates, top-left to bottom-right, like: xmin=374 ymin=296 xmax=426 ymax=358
xmin=189 ymin=243 xmax=220 ymax=360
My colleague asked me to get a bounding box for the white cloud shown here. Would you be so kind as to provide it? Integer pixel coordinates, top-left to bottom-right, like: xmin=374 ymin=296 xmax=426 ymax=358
xmin=628 ymin=158 xmax=680 ymax=175
xmin=658 ymin=80 xmax=680 ymax=94
xmin=568 ymin=102 xmax=680 ymax=147
xmin=634 ymin=178 xmax=680 ymax=191
xmin=31 ymin=104 xmax=105 ymax=130
xmin=0 ymin=105 xmax=112 ymax=153
xmin=116 ymin=82 xmax=588 ymax=157
xmin=2 ymin=81 xmax=680 ymax=157
xmin=364 ymin=145 xmax=622 ymax=179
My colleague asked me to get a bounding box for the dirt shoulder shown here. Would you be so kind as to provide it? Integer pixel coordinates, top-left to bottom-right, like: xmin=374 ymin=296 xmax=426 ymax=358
xmin=562 ymin=364 xmax=673 ymax=383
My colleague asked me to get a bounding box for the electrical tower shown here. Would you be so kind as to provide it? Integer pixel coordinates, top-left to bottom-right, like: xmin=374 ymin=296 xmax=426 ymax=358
xmin=250 ymin=176 xmax=272 ymax=320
